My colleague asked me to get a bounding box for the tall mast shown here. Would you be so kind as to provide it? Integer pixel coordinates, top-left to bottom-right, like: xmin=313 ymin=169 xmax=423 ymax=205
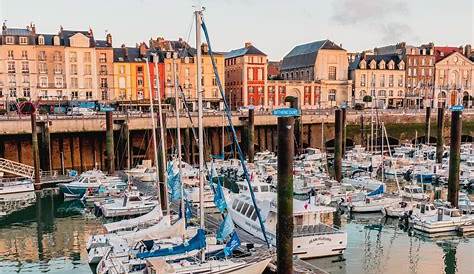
xmin=145 ymin=56 xmax=161 ymax=206
xmin=172 ymin=57 xmax=186 ymax=238
xmin=195 ymin=8 xmax=205 ymax=262
xmin=154 ymin=54 xmax=169 ymax=215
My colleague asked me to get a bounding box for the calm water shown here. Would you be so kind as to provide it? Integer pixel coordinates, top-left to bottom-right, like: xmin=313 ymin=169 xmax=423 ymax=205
xmin=0 ymin=191 xmax=472 ymax=274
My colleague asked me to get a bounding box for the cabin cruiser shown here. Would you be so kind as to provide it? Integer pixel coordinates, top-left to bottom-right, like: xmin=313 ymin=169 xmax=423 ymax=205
xmin=384 ymin=201 xmax=414 ymax=218
xmin=0 ymin=178 xmax=33 ymax=195
xmin=399 ymin=184 xmax=429 ymax=201
xmin=410 ymin=207 xmax=474 ymax=234
xmin=342 ymin=176 xmax=385 ymax=192
xmin=226 ymin=181 xmax=347 ymax=259
xmin=348 ymin=184 xmax=401 ymax=213
xmin=58 ymin=170 xmax=125 ymax=198
xmin=95 ymin=191 xmax=159 ymax=218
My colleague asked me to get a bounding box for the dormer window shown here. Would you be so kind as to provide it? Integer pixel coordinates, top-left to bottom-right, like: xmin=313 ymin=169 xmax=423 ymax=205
xmin=359 ymin=60 xmax=366 ymax=69
xmin=38 ymin=36 xmax=45 ymax=45
xmin=379 ymin=61 xmax=385 ymax=69
xmin=53 ymin=36 xmax=60 ymax=46
xmin=19 ymin=37 xmax=28 ymax=44
xmin=5 ymin=36 xmax=14 ymax=44
xmin=370 ymin=60 xmax=376 ymax=69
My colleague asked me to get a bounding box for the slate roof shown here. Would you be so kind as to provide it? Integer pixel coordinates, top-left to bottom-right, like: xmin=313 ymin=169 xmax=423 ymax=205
xmin=113 ymin=47 xmax=145 ymax=62
xmin=281 ymin=40 xmax=344 ymax=71
xmin=350 ymin=53 xmax=402 ymax=70
xmin=2 ymin=28 xmax=33 ymax=36
xmin=225 ymin=45 xmax=266 ymax=59
xmin=95 ymin=39 xmax=110 ymax=48
xmin=36 ymin=34 xmax=57 ymax=45
xmin=60 ymin=30 xmax=92 ymax=46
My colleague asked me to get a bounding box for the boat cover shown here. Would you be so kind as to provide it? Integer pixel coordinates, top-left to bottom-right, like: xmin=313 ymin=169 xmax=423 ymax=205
xmin=367 ymin=184 xmax=384 ymax=197
xmin=136 ymin=229 xmax=206 ymax=259
xmin=104 ymin=206 xmax=162 ymax=233
xmin=122 ymin=217 xmax=186 ymax=245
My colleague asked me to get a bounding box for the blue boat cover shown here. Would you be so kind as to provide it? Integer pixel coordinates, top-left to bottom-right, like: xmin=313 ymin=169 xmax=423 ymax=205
xmin=136 ymin=229 xmax=206 ymax=259
xmin=224 ymin=231 xmax=241 ymax=256
xmin=367 ymin=184 xmax=384 ymax=197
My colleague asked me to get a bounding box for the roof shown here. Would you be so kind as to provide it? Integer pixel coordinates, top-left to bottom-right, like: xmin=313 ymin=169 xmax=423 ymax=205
xmin=95 ymin=40 xmax=110 ymax=48
xmin=434 ymin=46 xmax=462 ymax=62
xmin=225 ymin=45 xmax=266 ymax=59
xmin=36 ymin=34 xmax=57 ymax=45
xmin=60 ymin=30 xmax=92 ymax=47
xmin=2 ymin=28 xmax=33 ymax=36
xmin=350 ymin=53 xmax=402 ymax=70
xmin=113 ymin=47 xmax=146 ymax=62
xmin=281 ymin=40 xmax=344 ymax=71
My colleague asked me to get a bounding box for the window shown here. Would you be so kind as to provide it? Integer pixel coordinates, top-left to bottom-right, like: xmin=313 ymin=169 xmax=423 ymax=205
xmin=137 ymin=77 xmax=144 ymax=87
xmin=21 ymin=51 xmax=28 ymax=59
xmin=57 ymin=90 xmax=63 ymax=98
xmin=328 ymin=89 xmax=336 ymax=101
xmin=70 ymin=52 xmax=77 ymax=62
xmin=212 ymin=77 xmax=217 ymax=86
xmin=389 ymin=90 xmax=393 ymax=96
xmin=248 ymin=68 xmax=253 ymax=81
xmin=38 ymin=51 xmax=46 ymax=61
xmin=38 ymin=36 xmax=44 ymax=45
xmin=137 ymin=66 xmax=143 ymax=74
xmin=398 ymin=76 xmax=403 ymax=87
xmin=100 ymin=78 xmax=108 ymax=88
xmin=185 ymin=68 xmax=190 ymax=77
xmin=421 ymin=68 xmax=425 ymax=76
xmin=246 ymin=205 xmax=255 ymax=218
xmin=54 ymin=64 xmax=62 ymax=74
xmin=241 ymin=203 xmax=250 ymax=215
xmin=235 ymin=201 xmax=244 ymax=212
xmin=86 ymin=91 xmax=92 ymax=99
xmin=413 ymin=68 xmax=417 ymax=76
xmin=40 ymin=77 xmax=48 ymax=87
xmin=328 ymin=66 xmax=336 ymax=80
xmin=0 ymin=88 xmax=3 ymax=97
xmin=85 ymin=78 xmax=93 ymax=89
xmin=70 ymin=64 xmax=77 ymax=75
xmin=8 ymin=75 xmax=16 ymax=86
xmin=429 ymin=68 xmax=433 ymax=76
xmin=408 ymin=68 xmax=412 ymax=76
xmin=19 ymin=37 xmax=28 ymax=44
xmin=380 ymin=75 xmax=385 ymax=87
xmin=54 ymin=51 xmax=62 ymax=61
xmin=71 ymin=77 xmax=78 ymax=88
xmin=413 ymin=59 xmax=417 ymax=66
xmin=360 ymin=74 xmax=366 ymax=86
xmin=9 ymin=87 xmax=17 ymax=97
xmin=378 ymin=90 xmax=386 ymax=97
xmin=389 ymin=75 xmax=394 ymax=87
xmin=55 ymin=77 xmax=63 ymax=88
xmin=7 ymin=62 xmax=15 ymax=73
xmin=429 ymin=59 xmax=433 ymax=66
xmin=99 ymin=53 xmax=107 ymax=63
xmin=71 ymin=91 xmax=79 ymax=99
xmin=7 ymin=50 xmax=14 ymax=59
xmin=119 ymin=66 xmax=125 ymax=74
xmin=84 ymin=64 xmax=92 ymax=75
xmin=23 ymin=88 xmax=30 ymax=97
xmin=422 ymin=58 xmax=425 ymax=66
xmin=100 ymin=65 xmax=107 ymax=75
xmin=22 ymin=75 xmax=29 ymax=84
xmin=39 ymin=62 xmax=47 ymax=73
xmin=119 ymin=77 xmax=126 ymax=88
xmin=84 ymin=52 xmax=91 ymax=62
xmin=21 ymin=61 xmax=29 ymax=73
xmin=5 ymin=36 xmax=14 ymax=44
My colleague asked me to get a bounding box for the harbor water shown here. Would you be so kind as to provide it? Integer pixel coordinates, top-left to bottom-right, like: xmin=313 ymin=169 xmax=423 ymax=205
xmin=0 ymin=190 xmax=472 ymax=274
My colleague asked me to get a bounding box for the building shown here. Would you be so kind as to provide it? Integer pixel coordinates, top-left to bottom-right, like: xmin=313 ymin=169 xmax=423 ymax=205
xmin=95 ymin=34 xmax=114 ymax=101
xmin=280 ymin=40 xmax=351 ymax=108
xmin=349 ymin=54 xmax=406 ymax=108
xmin=225 ymin=42 xmax=267 ymax=109
xmin=434 ymin=49 xmax=473 ymax=108
xmin=374 ymin=42 xmax=436 ymax=108
xmin=0 ymin=23 xmax=38 ymax=105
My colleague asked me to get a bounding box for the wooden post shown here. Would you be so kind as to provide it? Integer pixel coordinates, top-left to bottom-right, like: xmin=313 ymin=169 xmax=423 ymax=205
xmin=105 ymin=111 xmax=115 ymax=174
xmin=447 ymin=109 xmax=462 ymax=208
xmin=436 ymin=108 xmax=445 ymax=163
xmin=31 ymin=112 xmax=41 ymax=189
xmin=334 ymin=109 xmax=343 ymax=182
xmin=425 ymin=106 xmax=431 ymax=144
xmin=248 ymin=108 xmax=255 ymax=163
xmin=277 ymin=116 xmax=294 ymax=274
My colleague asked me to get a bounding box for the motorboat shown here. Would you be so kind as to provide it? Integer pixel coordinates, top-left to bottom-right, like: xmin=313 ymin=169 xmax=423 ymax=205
xmin=95 ymin=191 xmax=160 ymax=218
xmin=226 ymin=181 xmax=347 ymax=259
xmin=342 ymin=176 xmax=385 ymax=192
xmin=410 ymin=207 xmax=474 ymax=234
xmin=0 ymin=178 xmax=34 ymax=195
xmin=399 ymin=184 xmax=429 ymax=201
xmin=59 ymin=170 xmax=125 ymax=198
xmin=384 ymin=201 xmax=414 ymax=218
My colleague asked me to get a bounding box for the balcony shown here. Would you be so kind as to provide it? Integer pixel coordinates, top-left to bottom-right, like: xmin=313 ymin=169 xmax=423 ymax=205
xmin=7 ymin=69 xmax=16 ymax=73
xmin=22 ymin=69 xmax=30 ymax=74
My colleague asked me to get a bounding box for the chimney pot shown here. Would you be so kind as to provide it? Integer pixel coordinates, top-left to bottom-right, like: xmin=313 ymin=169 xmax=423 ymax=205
xmin=245 ymin=42 xmax=252 ymax=48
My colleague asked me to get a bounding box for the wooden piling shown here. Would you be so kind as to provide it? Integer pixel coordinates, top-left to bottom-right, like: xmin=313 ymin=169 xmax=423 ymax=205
xmin=105 ymin=111 xmax=115 ymax=174
xmin=334 ymin=109 xmax=343 ymax=182
xmin=447 ymin=109 xmax=462 ymax=208
xmin=31 ymin=112 xmax=41 ymax=189
xmin=425 ymin=106 xmax=431 ymax=144
xmin=436 ymin=108 xmax=445 ymax=163
xmin=248 ymin=108 xmax=255 ymax=163
xmin=277 ymin=116 xmax=294 ymax=274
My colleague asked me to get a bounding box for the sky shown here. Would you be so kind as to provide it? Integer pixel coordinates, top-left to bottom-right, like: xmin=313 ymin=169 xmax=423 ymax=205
xmin=0 ymin=0 xmax=473 ymax=60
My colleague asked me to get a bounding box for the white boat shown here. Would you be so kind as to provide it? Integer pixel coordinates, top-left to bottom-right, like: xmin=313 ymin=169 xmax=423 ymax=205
xmin=458 ymin=192 xmax=473 ymax=214
xmin=384 ymin=201 xmax=414 ymax=218
xmin=410 ymin=207 xmax=474 ymax=234
xmin=399 ymin=184 xmax=429 ymax=201
xmin=349 ymin=196 xmax=402 ymax=213
xmin=59 ymin=170 xmax=125 ymax=198
xmin=96 ymin=191 xmax=160 ymax=218
xmin=103 ymin=206 xmax=163 ymax=233
xmin=0 ymin=178 xmax=34 ymax=195
xmin=226 ymin=181 xmax=347 ymax=259
xmin=342 ymin=176 xmax=385 ymax=192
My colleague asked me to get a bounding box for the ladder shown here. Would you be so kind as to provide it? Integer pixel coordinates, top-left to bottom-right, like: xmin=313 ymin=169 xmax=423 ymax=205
xmin=0 ymin=158 xmax=35 ymax=179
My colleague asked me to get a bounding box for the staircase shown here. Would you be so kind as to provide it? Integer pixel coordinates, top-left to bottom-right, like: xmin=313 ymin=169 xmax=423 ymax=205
xmin=0 ymin=158 xmax=35 ymax=179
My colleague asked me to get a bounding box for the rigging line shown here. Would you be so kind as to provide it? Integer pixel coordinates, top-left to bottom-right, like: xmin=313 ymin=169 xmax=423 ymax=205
xmin=201 ymin=18 xmax=271 ymax=248
xmin=185 ymin=13 xmax=194 ymax=46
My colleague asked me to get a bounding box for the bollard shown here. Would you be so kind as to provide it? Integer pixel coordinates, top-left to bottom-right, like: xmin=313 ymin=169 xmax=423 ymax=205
xmin=277 ymin=116 xmax=294 ymax=274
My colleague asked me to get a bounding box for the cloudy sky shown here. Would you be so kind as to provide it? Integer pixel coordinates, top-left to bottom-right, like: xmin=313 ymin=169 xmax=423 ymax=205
xmin=1 ymin=0 xmax=472 ymax=60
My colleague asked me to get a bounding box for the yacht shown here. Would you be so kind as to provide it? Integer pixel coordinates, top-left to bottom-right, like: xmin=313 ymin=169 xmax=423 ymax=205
xmin=410 ymin=207 xmax=474 ymax=234
xmin=59 ymin=170 xmax=125 ymax=198
xmin=95 ymin=191 xmax=160 ymax=218
xmin=399 ymin=184 xmax=429 ymax=201
xmin=0 ymin=178 xmax=33 ymax=195
xmin=226 ymin=181 xmax=347 ymax=259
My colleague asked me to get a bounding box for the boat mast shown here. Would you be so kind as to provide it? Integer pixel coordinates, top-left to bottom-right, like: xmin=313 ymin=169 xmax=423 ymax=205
xmin=383 ymin=124 xmax=401 ymax=194
xmin=145 ymin=56 xmax=161 ymax=205
xmin=195 ymin=8 xmax=206 ymax=262
xmin=154 ymin=55 xmax=169 ymax=215
xmin=172 ymin=56 xmax=186 ymax=239
xmin=381 ymin=121 xmax=384 ymax=184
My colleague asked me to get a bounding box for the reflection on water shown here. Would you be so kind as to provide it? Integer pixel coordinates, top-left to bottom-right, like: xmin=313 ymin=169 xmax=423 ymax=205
xmin=0 ymin=191 xmax=103 ymax=274
xmin=309 ymin=212 xmax=473 ymax=274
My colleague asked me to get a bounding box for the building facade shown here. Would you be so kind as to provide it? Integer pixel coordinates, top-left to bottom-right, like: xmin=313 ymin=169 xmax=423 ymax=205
xmin=280 ymin=40 xmax=351 ymax=108
xmin=434 ymin=51 xmax=473 ymax=108
xmin=95 ymin=34 xmax=114 ymax=101
xmin=349 ymin=54 xmax=406 ymax=108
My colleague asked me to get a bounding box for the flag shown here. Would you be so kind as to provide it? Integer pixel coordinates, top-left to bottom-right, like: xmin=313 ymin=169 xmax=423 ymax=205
xmin=224 ymin=231 xmax=241 ymax=257
xmin=167 ymin=161 xmax=181 ymax=201
xmin=213 ymin=180 xmax=227 ymax=213
xmin=217 ymin=213 xmax=235 ymax=242
xmin=185 ymin=199 xmax=192 ymax=226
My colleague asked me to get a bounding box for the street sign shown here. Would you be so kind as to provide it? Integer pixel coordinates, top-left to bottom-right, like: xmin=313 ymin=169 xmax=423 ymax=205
xmin=450 ymin=105 xmax=464 ymax=112
xmin=271 ymin=108 xmax=300 ymax=117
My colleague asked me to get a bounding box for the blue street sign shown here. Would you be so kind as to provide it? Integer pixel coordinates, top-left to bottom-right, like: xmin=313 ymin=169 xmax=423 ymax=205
xmin=450 ymin=105 xmax=464 ymax=112
xmin=272 ymin=108 xmax=300 ymax=117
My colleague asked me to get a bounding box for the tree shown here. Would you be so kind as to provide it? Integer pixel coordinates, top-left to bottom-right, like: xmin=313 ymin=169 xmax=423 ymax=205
xmin=363 ymin=95 xmax=373 ymax=103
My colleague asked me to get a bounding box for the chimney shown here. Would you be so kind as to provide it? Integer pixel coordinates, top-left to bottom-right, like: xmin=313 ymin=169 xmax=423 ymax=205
xmin=139 ymin=42 xmax=148 ymax=57
xmin=31 ymin=23 xmax=36 ymax=34
xmin=106 ymin=33 xmax=112 ymax=46
xmin=121 ymin=44 xmax=128 ymax=58
xmin=59 ymin=25 xmax=63 ymax=34
xmin=464 ymin=44 xmax=471 ymax=58
xmin=245 ymin=42 xmax=252 ymax=48
xmin=2 ymin=21 xmax=6 ymax=31
xmin=201 ymin=42 xmax=209 ymax=54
